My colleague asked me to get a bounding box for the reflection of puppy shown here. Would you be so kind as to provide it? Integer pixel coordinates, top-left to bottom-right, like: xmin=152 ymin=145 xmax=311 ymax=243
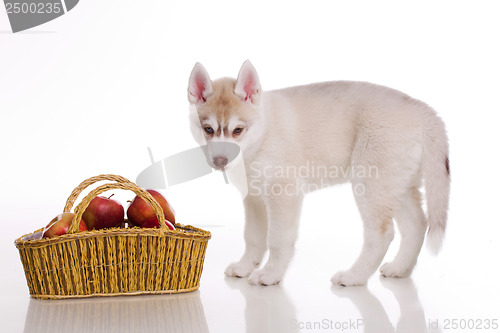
xmin=380 ymin=278 xmax=431 ymax=333
xmin=188 ymin=61 xmax=450 ymax=286
xmin=331 ymin=285 xmax=393 ymax=333
xmin=331 ymin=278 xmax=440 ymax=333
xmin=225 ymin=277 xmax=299 ymax=333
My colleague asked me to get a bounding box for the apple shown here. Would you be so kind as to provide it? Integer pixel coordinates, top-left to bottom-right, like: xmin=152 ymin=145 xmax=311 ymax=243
xmin=127 ymin=190 xmax=175 ymax=230
xmin=82 ymin=195 xmax=124 ymax=230
xmin=43 ymin=212 xmax=88 ymax=238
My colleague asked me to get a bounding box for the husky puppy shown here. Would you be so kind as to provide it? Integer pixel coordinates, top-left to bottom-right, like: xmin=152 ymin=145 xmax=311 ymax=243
xmin=188 ymin=61 xmax=450 ymax=286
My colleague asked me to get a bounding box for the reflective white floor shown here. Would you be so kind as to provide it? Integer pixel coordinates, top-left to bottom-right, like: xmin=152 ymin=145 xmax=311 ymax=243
xmin=3 ymin=209 xmax=499 ymax=333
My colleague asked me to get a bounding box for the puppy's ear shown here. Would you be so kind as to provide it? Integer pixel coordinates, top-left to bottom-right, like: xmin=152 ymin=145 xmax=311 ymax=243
xmin=188 ymin=62 xmax=213 ymax=104
xmin=234 ymin=60 xmax=261 ymax=103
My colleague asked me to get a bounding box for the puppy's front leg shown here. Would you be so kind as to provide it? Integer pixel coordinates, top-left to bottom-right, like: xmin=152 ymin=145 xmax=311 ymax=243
xmin=225 ymin=195 xmax=268 ymax=278
xmin=248 ymin=191 xmax=303 ymax=286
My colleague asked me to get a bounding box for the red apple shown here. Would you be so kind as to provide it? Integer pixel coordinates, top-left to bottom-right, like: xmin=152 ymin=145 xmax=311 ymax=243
xmin=127 ymin=190 xmax=175 ymax=230
xmin=43 ymin=212 xmax=88 ymax=238
xmin=82 ymin=195 xmax=124 ymax=230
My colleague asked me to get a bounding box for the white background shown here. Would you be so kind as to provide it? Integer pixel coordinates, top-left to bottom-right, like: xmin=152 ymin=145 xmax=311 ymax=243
xmin=1 ymin=1 xmax=500 ymax=332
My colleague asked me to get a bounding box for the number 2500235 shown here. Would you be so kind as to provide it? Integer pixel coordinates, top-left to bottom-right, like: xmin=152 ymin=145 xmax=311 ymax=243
xmin=5 ymin=2 xmax=62 ymax=14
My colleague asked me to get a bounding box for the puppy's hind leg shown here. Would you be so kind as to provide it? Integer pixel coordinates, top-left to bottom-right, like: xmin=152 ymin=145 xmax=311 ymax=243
xmin=225 ymin=195 xmax=268 ymax=278
xmin=332 ymin=182 xmax=395 ymax=286
xmin=380 ymin=187 xmax=426 ymax=278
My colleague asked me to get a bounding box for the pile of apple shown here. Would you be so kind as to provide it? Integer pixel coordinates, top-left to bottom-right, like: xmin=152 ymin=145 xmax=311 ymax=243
xmin=43 ymin=190 xmax=176 ymax=238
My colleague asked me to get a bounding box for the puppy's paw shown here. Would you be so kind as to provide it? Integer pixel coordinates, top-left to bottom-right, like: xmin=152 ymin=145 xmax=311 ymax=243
xmin=248 ymin=268 xmax=282 ymax=286
xmin=224 ymin=261 xmax=257 ymax=278
xmin=379 ymin=261 xmax=412 ymax=278
xmin=331 ymin=270 xmax=368 ymax=287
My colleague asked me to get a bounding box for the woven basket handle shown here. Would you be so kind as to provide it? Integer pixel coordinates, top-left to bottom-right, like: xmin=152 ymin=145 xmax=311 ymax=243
xmin=67 ymin=182 xmax=168 ymax=234
xmin=63 ymin=174 xmax=133 ymax=213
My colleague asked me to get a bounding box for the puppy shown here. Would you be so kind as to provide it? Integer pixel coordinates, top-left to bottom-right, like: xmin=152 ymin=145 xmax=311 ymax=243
xmin=188 ymin=61 xmax=450 ymax=286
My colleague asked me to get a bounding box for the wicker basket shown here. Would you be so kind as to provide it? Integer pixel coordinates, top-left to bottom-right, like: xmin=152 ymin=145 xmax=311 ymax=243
xmin=14 ymin=174 xmax=211 ymax=299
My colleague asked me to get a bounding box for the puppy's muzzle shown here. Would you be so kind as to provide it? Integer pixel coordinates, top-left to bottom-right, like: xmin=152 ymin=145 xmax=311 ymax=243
xmin=213 ymin=156 xmax=229 ymax=169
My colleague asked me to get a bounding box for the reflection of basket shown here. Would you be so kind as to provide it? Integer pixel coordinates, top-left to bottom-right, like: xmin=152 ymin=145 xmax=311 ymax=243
xmin=23 ymin=291 xmax=209 ymax=333
xmin=14 ymin=174 xmax=211 ymax=299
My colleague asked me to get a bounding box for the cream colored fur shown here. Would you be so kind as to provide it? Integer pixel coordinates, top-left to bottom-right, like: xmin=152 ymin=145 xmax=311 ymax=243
xmin=188 ymin=61 xmax=450 ymax=286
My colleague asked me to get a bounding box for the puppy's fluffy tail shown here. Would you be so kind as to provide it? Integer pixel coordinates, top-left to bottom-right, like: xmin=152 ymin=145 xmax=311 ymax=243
xmin=422 ymin=113 xmax=450 ymax=255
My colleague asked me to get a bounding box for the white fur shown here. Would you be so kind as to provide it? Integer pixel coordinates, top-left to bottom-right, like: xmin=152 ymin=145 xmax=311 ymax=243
xmin=188 ymin=61 xmax=450 ymax=286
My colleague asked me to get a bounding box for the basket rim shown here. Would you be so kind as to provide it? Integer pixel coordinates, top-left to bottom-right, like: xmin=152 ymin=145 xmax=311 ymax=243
xmin=14 ymin=223 xmax=211 ymax=249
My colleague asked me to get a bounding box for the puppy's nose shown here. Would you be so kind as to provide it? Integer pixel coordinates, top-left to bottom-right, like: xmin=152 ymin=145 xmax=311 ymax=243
xmin=213 ymin=156 xmax=228 ymax=169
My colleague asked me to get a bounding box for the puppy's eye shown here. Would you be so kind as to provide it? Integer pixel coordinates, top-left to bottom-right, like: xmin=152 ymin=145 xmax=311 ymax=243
xmin=233 ymin=127 xmax=244 ymax=136
xmin=204 ymin=127 xmax=214 ymax=135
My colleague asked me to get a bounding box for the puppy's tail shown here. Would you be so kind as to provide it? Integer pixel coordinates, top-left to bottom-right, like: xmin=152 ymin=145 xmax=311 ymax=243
xmin=422 ymin=113 xmax=450 ymax=255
